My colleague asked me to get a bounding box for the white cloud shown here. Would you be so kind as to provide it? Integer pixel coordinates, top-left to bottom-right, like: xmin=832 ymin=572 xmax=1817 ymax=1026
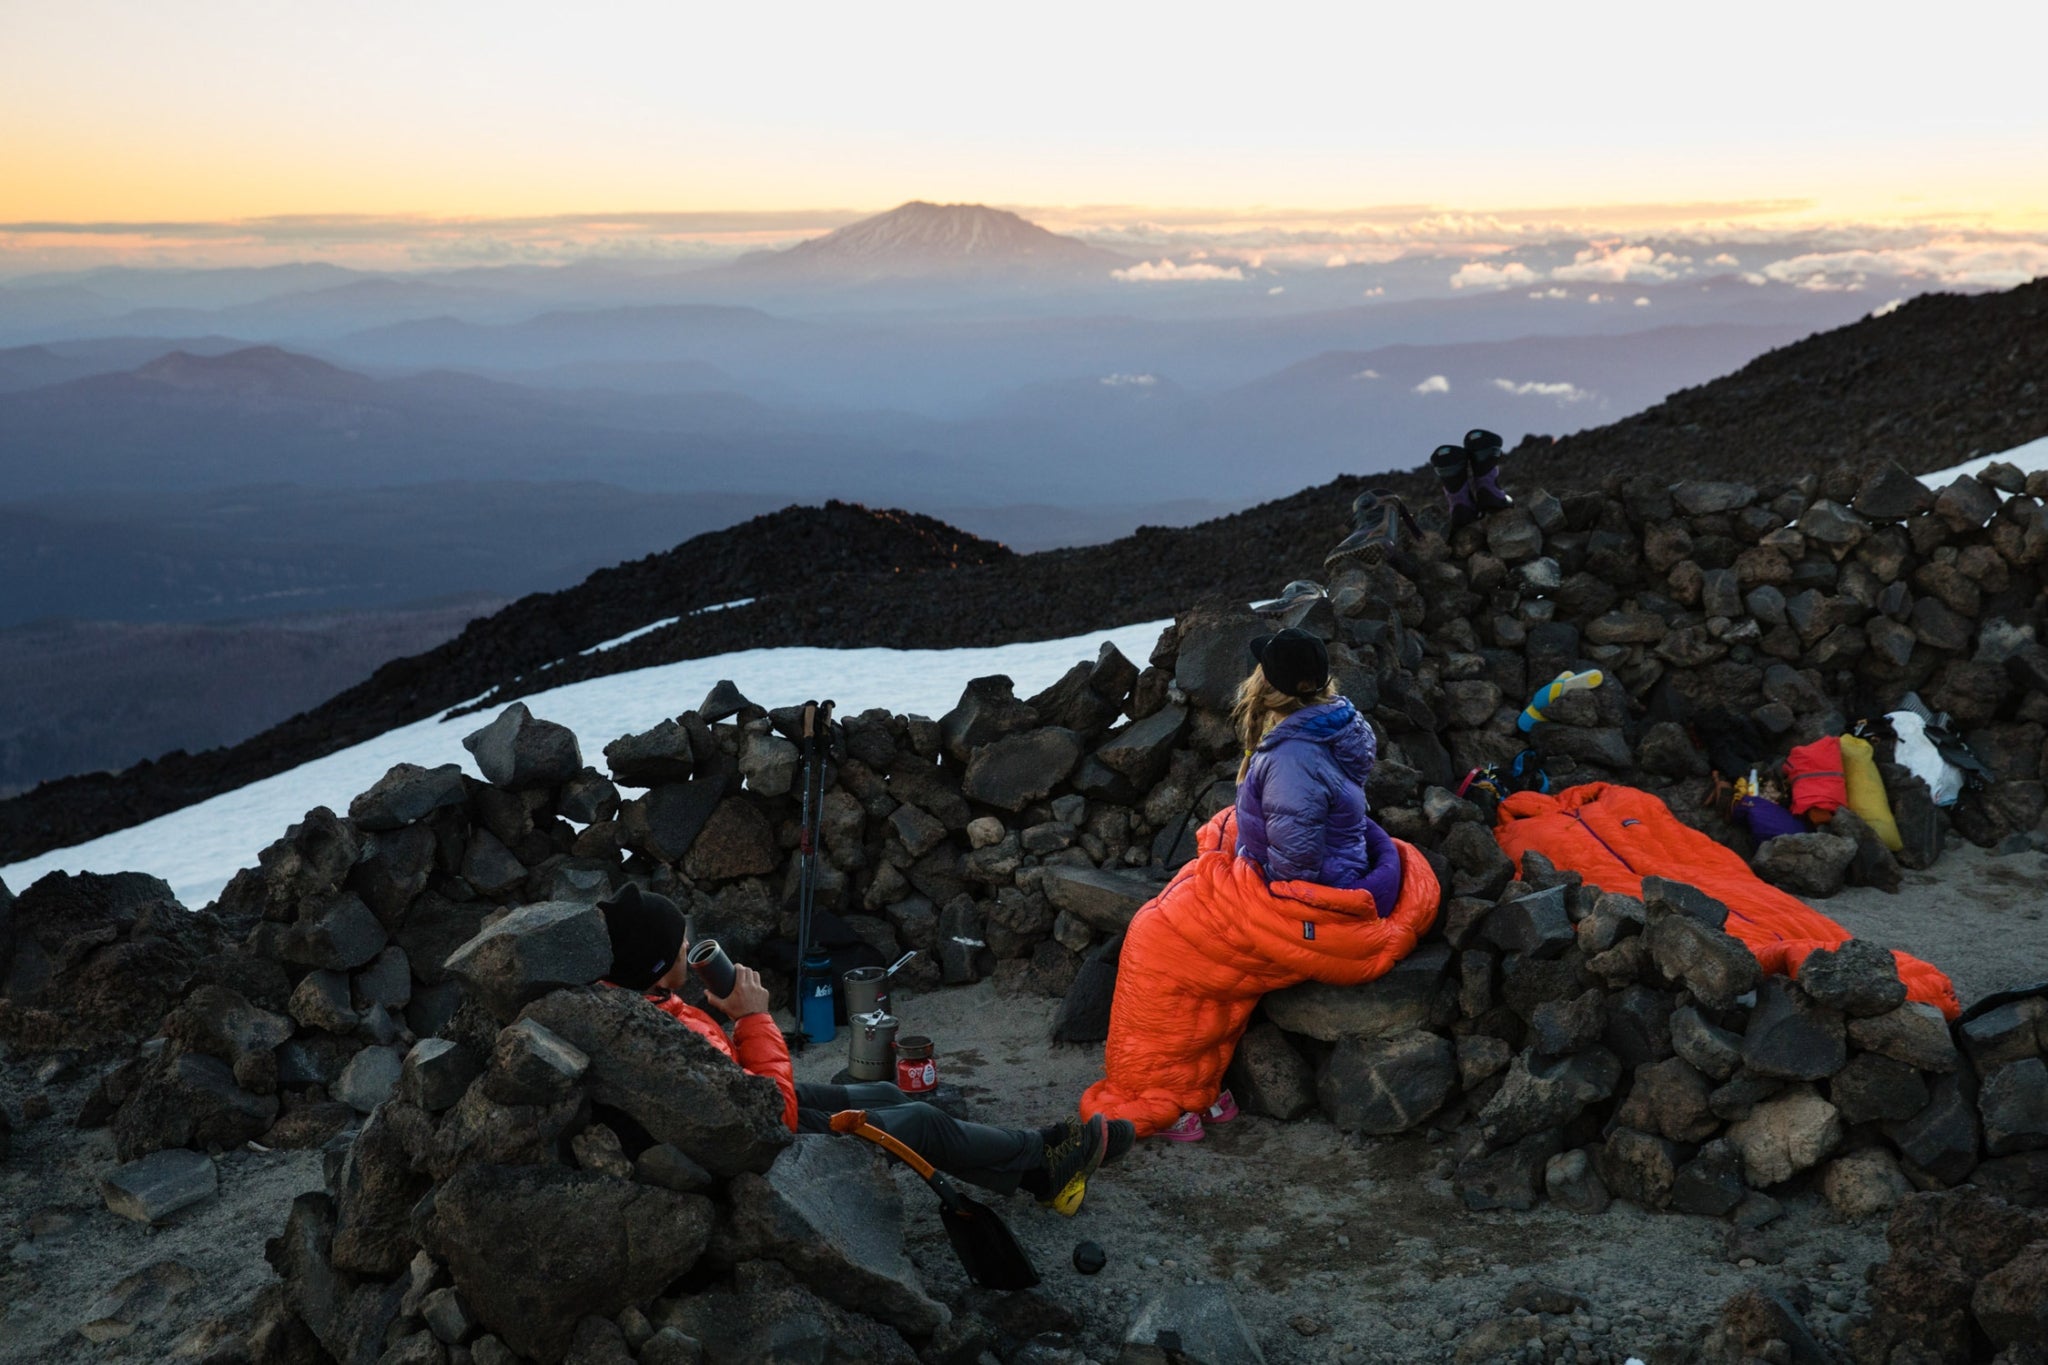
xmin=1587 ymin=293 xmax=1604 ymax=303
xmin=1354 ymin=368 xmax=1382 ymax=380
xmin=1528 ymin=286 xmax=1569 ymax=299
xmin=1707 ymin=252 xmax=1741 ymax=266
xmin=1551 ymin=242 xmax=1694 ymax=283
xmin=1361 ymin=285 xmax=1385 ymax=297
xmin=1872 ymin=297 xmax=1906 ymax=317
xmin=1112 ymin=259 xmax=1245 ymax=282
xmin=1493 ymin=378 xmax=1588 ymax=401
xmin=1100 ymin=373 xmax=1159 ymax=387
xmin=1414 ymin=375 xmax=1451 ymax=394
xmin=1634 ymin=296 xmax=1650 ymax=307
xmin=1267 ymin=285 xmax=1285 ymax=295
xmin=1450 ymin=260 xmax=1539 ymax=290
xmin=1760 ymin=239 xmax=2048 ymax=291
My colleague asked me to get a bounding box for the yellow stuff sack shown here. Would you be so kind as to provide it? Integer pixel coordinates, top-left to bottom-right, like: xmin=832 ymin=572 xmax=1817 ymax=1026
xmin=1839 ymin=734 xmax=1903 ymax=852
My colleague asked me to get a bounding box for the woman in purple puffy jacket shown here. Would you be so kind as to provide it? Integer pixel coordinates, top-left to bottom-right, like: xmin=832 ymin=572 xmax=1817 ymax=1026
xmin=1231 ymin=628 xmax=1399 ymax=912
xmin=1160 ymin=626 xmax=1401 ymax=1143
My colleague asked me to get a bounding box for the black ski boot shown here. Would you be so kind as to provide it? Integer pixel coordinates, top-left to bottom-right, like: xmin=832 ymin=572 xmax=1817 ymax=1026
xmin=1464 ymin=428 xmax=1512 ymax=512
xmin=1431 ymin=443 xmax=1479 ymax=530
xmin=1324 ymin=490 xmax=1418 ymax=574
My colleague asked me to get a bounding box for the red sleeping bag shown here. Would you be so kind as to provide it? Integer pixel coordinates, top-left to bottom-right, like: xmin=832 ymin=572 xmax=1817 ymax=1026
xmin=1494 ymin=783 xmax=1959 ymax=1019
xmin=1080 ymin=808 xmax=1440 ymax=1136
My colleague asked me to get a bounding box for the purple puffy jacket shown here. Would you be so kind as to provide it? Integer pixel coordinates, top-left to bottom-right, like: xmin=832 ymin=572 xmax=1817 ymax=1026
xmin=1234 ymin=698 xmax=1400 ymax=912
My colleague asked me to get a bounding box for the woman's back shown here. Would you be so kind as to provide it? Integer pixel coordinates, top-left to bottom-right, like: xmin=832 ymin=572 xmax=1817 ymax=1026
xmin=1234 ymin=697 xmax=1378 ymax=889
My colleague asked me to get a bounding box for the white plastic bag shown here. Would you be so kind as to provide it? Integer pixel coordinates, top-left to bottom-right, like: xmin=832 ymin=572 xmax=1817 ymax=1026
xmin=1889 ymin=711 xmax=1964 ymax=806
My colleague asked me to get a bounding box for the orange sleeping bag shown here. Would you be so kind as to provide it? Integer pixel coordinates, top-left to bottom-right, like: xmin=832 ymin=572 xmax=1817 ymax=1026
xmin=1494 ymin=783 xmax=1959 ymax=1019
xmin=1080 ymin=808 xmax=1440 ymax=1136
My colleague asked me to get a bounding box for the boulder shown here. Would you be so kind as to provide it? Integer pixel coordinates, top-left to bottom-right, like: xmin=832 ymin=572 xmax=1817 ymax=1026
xmin=419 ymin=1163 xmax=715 ymax=1364
xmin=275 ymin=892 xmax=388 ymax=972
xmin=350 ymin=763 xmax=468 ymax=830
xmin=1316 ymin=1028 xmax=1456 ymax=1135
xmin=1822 ymin=1147 xmax=1913 ymax=1219
xmin=558 ymin=769 xmax=622 ymax=825
xmin=1478 ymin=1048 xmax=1622 ymax=1146
xmin=400 ymin=1038 xmax=480 ymax=1113
xmin=1742 ymin=977 xmax=1847 ymax=1080
xmin=101 ymin=1148 xmax=217 ymax=1223
xmin=112 ymin=1050 xmax=278 ymax=1160
xmin=1121 ymin=1283 xmax=1266 ymax=1365
xmin=1849 ymin=1002 xmax=1959 ymax=1072
xmin=1040 ymin=865 xmax=1159 ymax=934
xmin=1973 ymin=1240 xmax=2048 ymax=1352
xmin=1884 ymin=1073 xmax=1985 ymax=1185
xmin=463 ymin=703 xmax=583 ymax=790
xmin=1980 ymin=1057 xmax=2048 ymax=1156
xmin=938 ymin=676 xmax=1039 ymax=763
xmin=1797 ymin=938 xmax=1907 ymax=1016
xmin=1671 ymin=1004 xmax=1745 ymax=1082
xmin=680 ymin=798 xmax=778 ymax=881
xmin=1261 ymin=944 xmax=1450 ymax=1042
xmin=518 ymin=988 xmax=790 ymax=1176
xmin=1670 ymin=1138 xmax=1748 ymax=1217
xmin=1598 ymin=1128 xmax=1680 ymax=1210
xmin=1614 ymin=1056 xmax=1719 ymax=1143
xmin=1482 ymin=887 xmax=1574 ymax=959
xmin=961 ymin=727 xmax=1085 ymax=811
xmin=723 ymin=1135 xmax=947 ymax=1337
xmin=1171 ymin=614 xmax=1269 ymax=714
xmin=1728 ymin=1087 xmax=1842 ymax=1186
xmin=443 ymin=902 xmax=612 ymax=1022
xmin=1093 ymin=706 xmax=1190 ymax=791
xmin=334 ymin=1045 xmax=405 ymax=1113
xmin=1224 ymin=1022 xmax=1315 ymax=1120
xmin=1829 ymin=1052 xmax=1930 ymax=1126
xmin=1752 ymin=833 xmax=1857 ymax=898
xmin=736 ymin=728 xmax=800 ymax=798
xmin=603 ymin=722 xmax=695 ymax=786
xmin=1544 ymin=1148 xmax=1611 ymax=1215
xmin=485 ymin=1018 xmax=590 ymax=1105
xmin=1527 ymin=988 xmax=1607 ymax=1056
xmin=1960 ymin=996 xmax=2048 ymax=1070
xmin=1457 ymin=1129 xmax=1562 ymax=1212
xmin=1647 ymin=911 xmax=1759 ymax=1010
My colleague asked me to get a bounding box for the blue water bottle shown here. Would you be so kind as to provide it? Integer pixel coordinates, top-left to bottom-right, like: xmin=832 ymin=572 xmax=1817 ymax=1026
xmin=799 ymin=951 xmax=837 ymax=1044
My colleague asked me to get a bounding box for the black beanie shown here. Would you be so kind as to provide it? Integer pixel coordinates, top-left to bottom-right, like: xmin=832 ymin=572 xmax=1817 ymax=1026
xmin=599 ymin=883 xmax=687 ymax=991
xmin=1249 ymin=627 xmax=1330 ymax=698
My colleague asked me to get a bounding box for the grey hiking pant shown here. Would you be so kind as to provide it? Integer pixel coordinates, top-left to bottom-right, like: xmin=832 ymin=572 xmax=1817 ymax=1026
xmin=795 ymin=1080 xmax=1042 ymax=1194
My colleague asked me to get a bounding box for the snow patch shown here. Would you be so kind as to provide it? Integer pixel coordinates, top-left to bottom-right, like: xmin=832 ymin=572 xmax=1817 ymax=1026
xmin=0 ymin=621 xmax=1170 ymax=911
xmin=1917 ymin=434 xmax=2048 ymax=488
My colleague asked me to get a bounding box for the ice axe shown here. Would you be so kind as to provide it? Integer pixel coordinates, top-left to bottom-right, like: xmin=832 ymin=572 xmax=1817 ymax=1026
xmin=830 ymin=1110 xmax=1040 ymax=1290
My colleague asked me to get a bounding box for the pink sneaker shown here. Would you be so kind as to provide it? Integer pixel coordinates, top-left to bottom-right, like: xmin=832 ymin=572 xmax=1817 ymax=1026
xmin=1204 ymin=1090 xmax=1240 ymax=1125
xmin=1158 ymin=1111 xmax=1205 ymax=1142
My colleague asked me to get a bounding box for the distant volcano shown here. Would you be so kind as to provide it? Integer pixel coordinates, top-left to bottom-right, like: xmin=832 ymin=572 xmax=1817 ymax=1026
xmin=721 ymin=201 xmax=1132 ymax=282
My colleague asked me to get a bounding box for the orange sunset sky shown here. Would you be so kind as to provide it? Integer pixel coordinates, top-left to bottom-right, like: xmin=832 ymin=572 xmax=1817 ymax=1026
xmin=4 ymin=0 xmax=2046 ymax=270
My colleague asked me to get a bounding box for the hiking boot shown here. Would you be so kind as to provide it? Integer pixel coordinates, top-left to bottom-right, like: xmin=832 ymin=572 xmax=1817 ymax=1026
xmin=1042 ymin=1115 xmax=1110 ymax=1193
xmin=1104 ymin=1119 xmax=1137 ymax=1164
xmin=1323 ymin=491 xmax=1417 ymax=573
xmin=1251 ymin=579 xmax=1326 ymax=615
xmin=1158 ymin=1111 xmax=1206 ymax=1142
xmin=1432 ymin=443 xmax=1479 ymax=530
xmin=1464 ymin=428 xmax=1512 ymax=512
xmin=1204 ymin=1090 xmax=1240 ymax=1125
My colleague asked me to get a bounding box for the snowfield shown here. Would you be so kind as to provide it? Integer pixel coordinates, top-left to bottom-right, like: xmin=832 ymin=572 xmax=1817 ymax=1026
xmin=1918 ymin=433 xmax=2048 ymax=487
xmin=0 ymin=620 xmax=1169 ymax=911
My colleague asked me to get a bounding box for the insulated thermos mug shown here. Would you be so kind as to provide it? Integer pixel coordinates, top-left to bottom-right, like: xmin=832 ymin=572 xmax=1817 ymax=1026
xmin=848 ymin=1010 xmax=899 ymax=1082
xmin=686 ymin=939 xmax=736 ymax=999
xmin=842 ymin=965 xmax=887 ymax=1020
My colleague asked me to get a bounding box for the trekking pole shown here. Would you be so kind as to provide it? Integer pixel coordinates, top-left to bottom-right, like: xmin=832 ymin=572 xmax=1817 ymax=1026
xmin=795 ymin=701 xmax=839 ymax=1045
xmin=793 ymin=701 xmax=818 ymax=1042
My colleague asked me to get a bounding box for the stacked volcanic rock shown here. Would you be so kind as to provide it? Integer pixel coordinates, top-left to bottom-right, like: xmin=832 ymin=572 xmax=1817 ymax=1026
xmin=244 ymin=898 xmax=1000 ymax=1365
xmin=1842 ymin=1187 xmax=2048 ymax=1364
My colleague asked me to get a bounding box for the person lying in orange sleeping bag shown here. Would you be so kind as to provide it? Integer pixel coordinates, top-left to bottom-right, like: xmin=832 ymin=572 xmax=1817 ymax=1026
xmin=1079 ymin=806 xmax=1441 ymax=1138
xmin=1493 ymin=782 xmax=1959 ymax=1018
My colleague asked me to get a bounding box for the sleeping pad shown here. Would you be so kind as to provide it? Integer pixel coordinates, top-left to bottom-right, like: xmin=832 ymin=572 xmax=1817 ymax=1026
xmin=1080 ymin=808 xmax=1440 ymax=1136
xmin=1495 ymin=783 xmax=1959 ymax=1018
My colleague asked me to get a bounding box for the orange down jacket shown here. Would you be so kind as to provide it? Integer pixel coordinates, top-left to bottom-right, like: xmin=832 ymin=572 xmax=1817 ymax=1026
xmin=1493 ymin=783 xmax=1959 ymax=1019
xmin=1080 ymin=808 xmax=1441 ymax=1136
xmin=642 ymin=989 xmax=801 ymax=1130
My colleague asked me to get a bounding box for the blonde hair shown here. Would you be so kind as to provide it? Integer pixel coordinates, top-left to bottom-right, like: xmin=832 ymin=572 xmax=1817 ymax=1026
xmin=1233 ymin=668 xmax=1340 ymax=779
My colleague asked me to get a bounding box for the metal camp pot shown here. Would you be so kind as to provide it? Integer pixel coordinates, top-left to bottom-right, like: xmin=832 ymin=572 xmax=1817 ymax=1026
xmin=848 ymin=1010 xmax=900 ymax=1082
xmin=843 ymin=965 xmax=888 ymax=1020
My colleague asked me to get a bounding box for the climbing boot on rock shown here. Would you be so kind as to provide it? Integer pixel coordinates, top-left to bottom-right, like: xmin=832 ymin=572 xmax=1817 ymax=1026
xmin=1432 ymin=443 xmax=1480 ymax=530
xmin=1038 ymin=1114 xmax=1113 ymax=1214
xmin=1464 ymin=428 xmax=1513 ymax=512
xmin=1323 ymin=490 xmax=1418 ymax=573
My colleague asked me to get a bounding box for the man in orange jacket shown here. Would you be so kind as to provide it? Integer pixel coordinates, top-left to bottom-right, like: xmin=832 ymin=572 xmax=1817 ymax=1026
xmin=599 ymin=884 xmax=1129 ymax=1201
